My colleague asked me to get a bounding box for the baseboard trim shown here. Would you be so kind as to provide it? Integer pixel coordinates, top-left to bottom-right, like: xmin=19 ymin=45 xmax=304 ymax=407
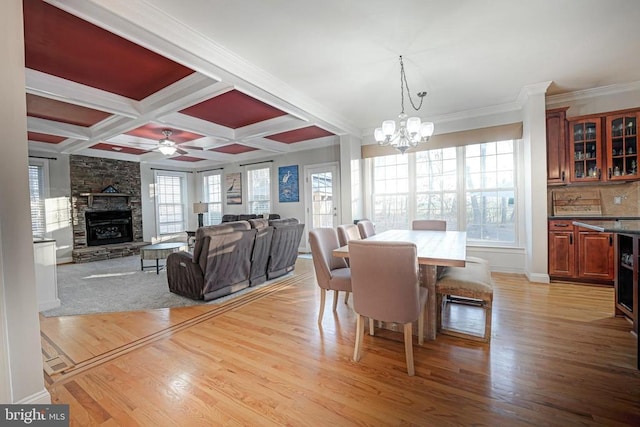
xmin=16 ymin=388 xmax=51 ymax=404
xmin=526 ymin=272 xmax=550 ymax=283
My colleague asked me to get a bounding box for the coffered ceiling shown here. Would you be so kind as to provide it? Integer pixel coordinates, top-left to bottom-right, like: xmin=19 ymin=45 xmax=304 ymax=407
xmin=24 ymin=0 xmax=640 ymax=168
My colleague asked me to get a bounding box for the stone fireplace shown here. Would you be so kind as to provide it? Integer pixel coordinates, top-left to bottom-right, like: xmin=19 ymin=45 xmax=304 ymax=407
xmin=70 ymin=155 xmax=146 ymax=262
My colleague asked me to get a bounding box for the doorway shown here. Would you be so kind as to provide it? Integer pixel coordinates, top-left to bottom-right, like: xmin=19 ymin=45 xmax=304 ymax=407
xmin=303 ymin=163 xmax=340 ymax=251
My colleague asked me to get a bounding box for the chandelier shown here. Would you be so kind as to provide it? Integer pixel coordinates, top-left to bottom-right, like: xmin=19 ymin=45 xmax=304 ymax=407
xmin=374 ymin=55 xmax=434 ymax=154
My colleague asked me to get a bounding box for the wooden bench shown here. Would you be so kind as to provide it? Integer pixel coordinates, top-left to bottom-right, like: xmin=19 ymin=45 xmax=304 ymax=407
xmin=436 ymin=258 xmax=493 ymax=342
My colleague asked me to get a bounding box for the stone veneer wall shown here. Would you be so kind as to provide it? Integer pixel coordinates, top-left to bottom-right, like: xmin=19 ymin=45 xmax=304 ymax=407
xmin=70 ymin=155 xmax=144 ymax=262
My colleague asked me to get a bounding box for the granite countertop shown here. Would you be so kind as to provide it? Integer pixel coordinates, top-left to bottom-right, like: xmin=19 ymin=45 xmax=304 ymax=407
xmin=572 ymin=220 xmax=640 ymax=234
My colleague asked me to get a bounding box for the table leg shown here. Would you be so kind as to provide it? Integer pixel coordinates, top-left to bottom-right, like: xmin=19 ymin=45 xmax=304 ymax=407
xmin=420 ymin=264 xmax=437 ymax=341
xmin=156 ymin=259 xmax=160 ymax=274
xmin=140 ymin=257 xmax=143 ymax=271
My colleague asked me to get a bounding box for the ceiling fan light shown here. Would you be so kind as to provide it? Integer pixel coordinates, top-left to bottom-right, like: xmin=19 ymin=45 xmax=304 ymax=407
xmin=158 ymin=145 xmax=177 ymax=155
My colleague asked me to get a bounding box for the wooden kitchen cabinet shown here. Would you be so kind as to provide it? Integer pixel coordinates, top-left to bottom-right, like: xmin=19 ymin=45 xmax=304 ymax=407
xmin=577 ymin=231 xmax=614 ymax=281
xmin=605 ymin=111 xmax=639 ymax=181
xmin=568 ymin=118 xmax=603 ymax=182
xmin=548 ymin=220 xmax=576 ymax=277
xmin=548 ymin=220 xmax=614 ymax=284
xmin=546 ymin=108 xmax=569 ymax=185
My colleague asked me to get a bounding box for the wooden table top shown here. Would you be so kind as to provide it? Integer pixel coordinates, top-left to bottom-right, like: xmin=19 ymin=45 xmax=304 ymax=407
xmin=333 ymin=229 xmax=467 ymax=267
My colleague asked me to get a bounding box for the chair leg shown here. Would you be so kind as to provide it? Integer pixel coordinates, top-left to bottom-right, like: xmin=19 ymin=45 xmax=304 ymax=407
xmin=418 ymin=306 xmax=425 ymax=346
xmin=483 ymin=300 xmax=493 ymax=342
xmin=332 ymin=290 xmax=339 ymax=312
xmin=318 ymin=288 xmax=326 ymax=325
xmin=344 ymin=291 xmax=349 ymax=304
xmin=369 ymin=318 xmax=375 ymax=336
xmin=353 ymin=313 xmax=365 ymax=362
xmin=403 ymin=322 xmax=415 ymax=376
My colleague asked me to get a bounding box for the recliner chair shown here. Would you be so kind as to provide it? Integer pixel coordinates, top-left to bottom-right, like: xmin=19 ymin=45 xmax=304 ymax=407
xmin=266 ymin=218 xmax=305 ymax=279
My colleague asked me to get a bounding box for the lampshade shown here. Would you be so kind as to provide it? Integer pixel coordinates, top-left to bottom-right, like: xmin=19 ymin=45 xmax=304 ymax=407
xmin=193 ymin=202 xmax=209 ymax=214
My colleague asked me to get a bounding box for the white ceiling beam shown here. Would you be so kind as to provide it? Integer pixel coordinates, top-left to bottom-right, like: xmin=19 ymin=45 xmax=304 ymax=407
xmin=25 ymin=68 xmax=139 ymax=117
xmin=27 ymin=117 xmax=90 ymax=140
xmin=234 ymin=116 xmax=310 ymax=141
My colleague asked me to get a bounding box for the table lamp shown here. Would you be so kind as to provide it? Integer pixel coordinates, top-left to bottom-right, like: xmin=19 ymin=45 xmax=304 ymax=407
xmin=193 ymin=202 xmax=209 ymax=228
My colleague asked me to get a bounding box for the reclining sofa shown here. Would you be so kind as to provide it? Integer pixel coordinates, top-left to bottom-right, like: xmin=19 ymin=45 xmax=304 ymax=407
xmin=166 ymin=218 xmax=304 ymax=301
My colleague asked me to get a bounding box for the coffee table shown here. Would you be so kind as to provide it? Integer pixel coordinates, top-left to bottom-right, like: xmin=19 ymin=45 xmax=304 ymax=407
xmin=140 ymin=242 xmax=187 ymax=274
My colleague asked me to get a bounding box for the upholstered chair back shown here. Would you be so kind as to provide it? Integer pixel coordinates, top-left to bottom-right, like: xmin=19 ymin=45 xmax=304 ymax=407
xmin=412 ymin=220 xmax=447 ymax=231
xmin=193 ymin=221 xmax=251 ymax=271
xmin=348 ymin=240 xmax=420 ymax=324
xmin=337 ymin=224 xmax=362 ymax=247
xmin=356 ymin=220 xmax=376 ymax=238
xmin=309 ymin=228 xmax=348 ymax=290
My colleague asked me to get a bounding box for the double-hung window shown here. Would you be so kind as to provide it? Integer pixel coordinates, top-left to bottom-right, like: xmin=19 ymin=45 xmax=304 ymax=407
xmin=28 ymin=161 xmax=48 ymax=238
xmin=202 ymin=172 xmax=223 ymax=225
xmin=369 ymin=140 xmax=519 ymax=246
xmin=155 ymin=171 xmax=187 ymax=234
xmin=247 ymin=166 xmax=271 ymax=215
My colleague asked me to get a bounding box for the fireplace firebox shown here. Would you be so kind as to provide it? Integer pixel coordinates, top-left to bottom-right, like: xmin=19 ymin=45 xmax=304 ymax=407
xmin=85 ymin=210 xmax=133 ymax=246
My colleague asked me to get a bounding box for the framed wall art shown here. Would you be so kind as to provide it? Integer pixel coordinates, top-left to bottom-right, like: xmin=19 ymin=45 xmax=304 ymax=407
xmin=225 ymin=172 xmax=242 ymax=205
xmin=278 ymin=165 xmax=299 ymax=203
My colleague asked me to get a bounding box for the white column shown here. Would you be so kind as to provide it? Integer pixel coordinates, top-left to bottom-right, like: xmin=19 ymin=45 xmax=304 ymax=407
xmin=339 ymin=134 xmax=363 ymax=224
xmin=520 ymin=82 xmax=552 ymax=283
xmin=0 ymin=0 xmax=50 ymax=403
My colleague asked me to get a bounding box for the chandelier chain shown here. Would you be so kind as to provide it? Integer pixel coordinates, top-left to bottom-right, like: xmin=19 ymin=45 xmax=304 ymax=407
xmin=399 ymin=56 xmax=425 ymax=112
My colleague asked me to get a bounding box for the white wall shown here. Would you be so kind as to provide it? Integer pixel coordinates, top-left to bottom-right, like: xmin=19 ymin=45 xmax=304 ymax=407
xmin=0 ymin=0 xmax=50 ymax=404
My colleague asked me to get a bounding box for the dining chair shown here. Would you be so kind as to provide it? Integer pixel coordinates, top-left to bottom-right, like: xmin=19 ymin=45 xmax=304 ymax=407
xmin=336 ymin=224 xmax=361 ymax=303
xmin=411 ymin=219 xmax=447 ymax=231
xmin=348 ymin=240 xmax=427 ymax=376
xmin=309 ymin=228 xmax=352 ymax=325
xmin=356 ymin=220 xmax=376 ymax=239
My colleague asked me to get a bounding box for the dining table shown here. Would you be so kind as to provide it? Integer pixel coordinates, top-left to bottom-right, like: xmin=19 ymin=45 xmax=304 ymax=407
xmin=333 ymin=229 xmax=467 ymax=340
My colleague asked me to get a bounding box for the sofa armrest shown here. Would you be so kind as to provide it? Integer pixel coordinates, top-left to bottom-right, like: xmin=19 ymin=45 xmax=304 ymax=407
xmin=166 ymin=252 xmax=205 ymax=300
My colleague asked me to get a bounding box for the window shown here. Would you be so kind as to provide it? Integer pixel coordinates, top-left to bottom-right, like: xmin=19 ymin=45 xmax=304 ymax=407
xmin=28 ymin=162 xmax=47 ymax=238
xmin=202 ymin=172 xmax=222 ymax=225
xmin=155 ymin=172 xmax=187 ymax=234
xmin=247 ymin=167 xmax=271 ymax=214
xmin=369 ymin=140 xmax=518 ymax=245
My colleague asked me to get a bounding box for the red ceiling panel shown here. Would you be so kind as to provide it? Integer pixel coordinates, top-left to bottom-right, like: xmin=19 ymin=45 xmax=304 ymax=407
xmin=23 ymin=0 xmax=194 ymax=101
xmin=28 ymin=131 xmax=66 ymax=144
xmin=209 ymin=144 xmax=259 ymax=155
xmin=26 ymin=94 xmax=111 ymax=126
xmin=125 ymin=124 xmax=203 ymax=143
xmin=266 ymin=126 xmax=334 ymax=144
xmin=180 ymin=90 xmax=287 ymax=129
xmin=90 ymin=143 xmax=150 ymax=155
xmin=170 ymin=156 xmax=205 ymax=162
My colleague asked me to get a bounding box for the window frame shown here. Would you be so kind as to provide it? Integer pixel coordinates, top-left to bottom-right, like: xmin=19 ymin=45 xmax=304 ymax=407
xmin=366 ymin=140 xmax=522 ymax=248
xmin=246 ymin=165 xmax=272 ymax=215
xmin=28 ymin=159 xmax=50 ymax=239
xmin=201 ymin=171 xmax=223 ymax=226
xmin=154 ymin=170 xmax=188 ymax=236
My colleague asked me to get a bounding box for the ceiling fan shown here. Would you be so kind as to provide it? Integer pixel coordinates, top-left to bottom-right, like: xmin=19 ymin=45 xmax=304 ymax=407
xmin=156 ymin=129 xmax=187 ymax=156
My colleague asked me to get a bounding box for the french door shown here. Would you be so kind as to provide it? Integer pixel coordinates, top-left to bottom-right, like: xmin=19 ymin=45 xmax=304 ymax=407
xmin=303 ymin=163 xmax=340 ymax=250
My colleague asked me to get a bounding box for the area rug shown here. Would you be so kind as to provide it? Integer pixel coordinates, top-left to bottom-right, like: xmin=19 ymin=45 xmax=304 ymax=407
xmin=42 ymin=255 xmax=293 ymax=317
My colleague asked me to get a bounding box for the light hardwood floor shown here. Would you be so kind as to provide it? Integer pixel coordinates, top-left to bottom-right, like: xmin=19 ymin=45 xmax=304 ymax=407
xmin=40 ymin=258 xmax=640 ymax=426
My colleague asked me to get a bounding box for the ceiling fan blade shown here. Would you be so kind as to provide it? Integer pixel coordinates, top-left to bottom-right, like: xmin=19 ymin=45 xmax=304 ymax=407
xmin=176 ymin=148 xmax=188 ymax=155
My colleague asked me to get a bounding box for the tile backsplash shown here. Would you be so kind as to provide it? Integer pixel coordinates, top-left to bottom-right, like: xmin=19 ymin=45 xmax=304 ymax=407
xmin=548 ymin=182 xmax=640 ymax=217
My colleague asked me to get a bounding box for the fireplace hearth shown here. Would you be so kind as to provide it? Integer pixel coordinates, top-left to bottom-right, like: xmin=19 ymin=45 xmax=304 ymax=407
xmin=85 ymin=210 xmax=133 ymax=246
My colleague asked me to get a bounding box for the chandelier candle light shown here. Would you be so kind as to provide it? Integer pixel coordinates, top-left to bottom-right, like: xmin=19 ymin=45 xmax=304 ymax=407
xmin=374 ymin=55 xmax=434 ymax=154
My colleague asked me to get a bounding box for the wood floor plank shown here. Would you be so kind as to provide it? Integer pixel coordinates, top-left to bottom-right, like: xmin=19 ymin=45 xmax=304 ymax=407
xmin=43 ymin=260 xmax=640 ymax=426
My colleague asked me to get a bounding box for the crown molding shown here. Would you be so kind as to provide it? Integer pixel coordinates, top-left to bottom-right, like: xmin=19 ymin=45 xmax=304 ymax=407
xmin=546 ymin=80 xmax=640 ymax=107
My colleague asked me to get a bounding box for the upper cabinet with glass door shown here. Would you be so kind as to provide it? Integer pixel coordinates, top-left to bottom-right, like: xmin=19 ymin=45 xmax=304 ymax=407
xmin=606 ymin=113 xmax=639 ymax=181
xmin=569 ymin=119 xmax=602 ymax=182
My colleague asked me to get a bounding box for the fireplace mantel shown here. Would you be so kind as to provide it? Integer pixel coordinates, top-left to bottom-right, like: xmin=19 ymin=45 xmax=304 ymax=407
xmin=80 ymin=192 xmax=130 ymax=207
